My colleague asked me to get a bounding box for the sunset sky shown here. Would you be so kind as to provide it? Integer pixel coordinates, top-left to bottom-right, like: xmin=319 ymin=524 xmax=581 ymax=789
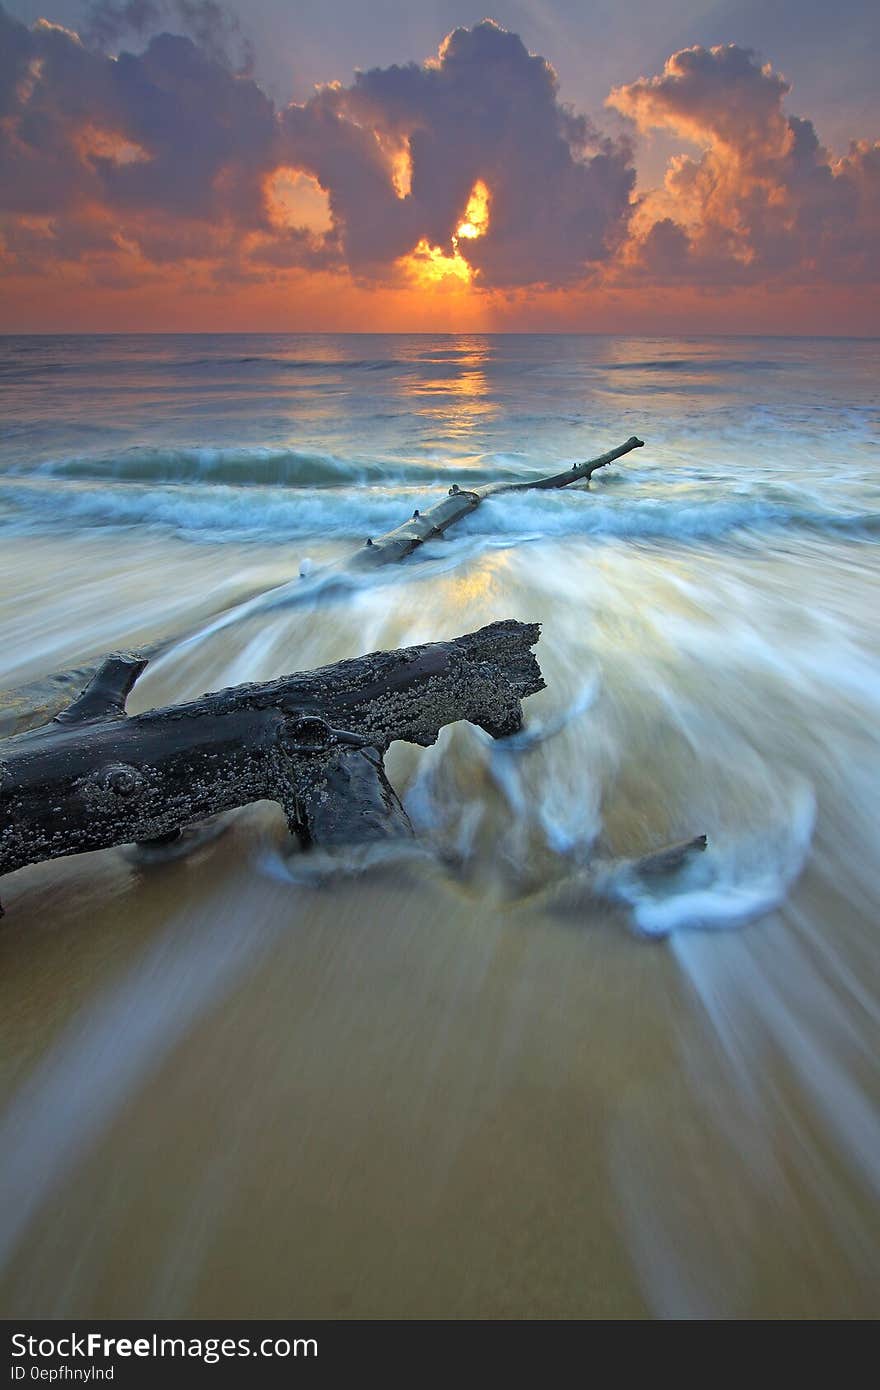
xmin=2 ymin=0 xmax=878 ymax=333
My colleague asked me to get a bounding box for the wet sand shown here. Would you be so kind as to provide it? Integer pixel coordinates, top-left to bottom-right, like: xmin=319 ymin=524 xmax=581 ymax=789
xmin=1 ymin=828 xmax=878 ymax=1317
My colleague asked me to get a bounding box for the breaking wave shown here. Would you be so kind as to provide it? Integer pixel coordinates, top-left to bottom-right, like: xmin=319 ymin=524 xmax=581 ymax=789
xmin=12 ymin=447 xmax=528 ymax=490
xmin=1 ymin=475 xmax=877 ymax=547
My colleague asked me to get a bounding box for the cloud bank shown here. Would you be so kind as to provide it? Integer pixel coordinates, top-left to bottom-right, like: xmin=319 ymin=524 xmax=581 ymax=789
xmin=608 ymin=43 xmax=880 ymax=287
xmin=0 ymin=5 xmax=877 ymax=326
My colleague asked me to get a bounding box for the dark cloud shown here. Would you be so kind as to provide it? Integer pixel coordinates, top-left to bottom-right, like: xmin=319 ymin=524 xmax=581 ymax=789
xmin=82 ymin=0 xmax=254 ymax=75
xmin=0 ymin=5 xmax=281 ymax=246
xmin=609 ymin=43 xmax=880 ymax=285
xmin=284 ymin=20 xmax=637 ymax=285
xmin=82 ymin=2 xmax=160 ymax=51
xmin=279 ymin=95 xmax=418 ymax=270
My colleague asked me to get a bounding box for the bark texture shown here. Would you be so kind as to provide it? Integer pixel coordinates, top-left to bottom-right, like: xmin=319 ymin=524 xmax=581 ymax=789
xmin=0 ymin=621 xmax=544 ymax=908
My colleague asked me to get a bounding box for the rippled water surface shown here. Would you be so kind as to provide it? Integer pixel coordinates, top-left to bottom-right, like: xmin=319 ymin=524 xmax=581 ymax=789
xmin=1 ymin=333 xmax=878 ymax=1317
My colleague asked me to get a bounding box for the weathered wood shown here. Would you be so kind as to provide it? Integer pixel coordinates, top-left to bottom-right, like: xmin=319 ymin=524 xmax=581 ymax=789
xmin=353 ymin=435 xmax=644 ymax=567
xmin=54 ymin=653 xmax=148 ymax=726
xmin=293 ymin=745 xmax=414 ymax=847
xmin=486 ymin=435 xmax=645 ymax=494
xmin=0 ymin=621 xmax=543 ymax=909
xmin=350 ymin=490 xmax=483 ymax=567
xmin=0 ymin=662 xmax=126 ymax=741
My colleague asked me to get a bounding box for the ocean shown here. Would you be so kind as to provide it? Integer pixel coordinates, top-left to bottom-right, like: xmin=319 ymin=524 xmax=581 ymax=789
xmin=1 ymin=332 xmax=879 ymax=1316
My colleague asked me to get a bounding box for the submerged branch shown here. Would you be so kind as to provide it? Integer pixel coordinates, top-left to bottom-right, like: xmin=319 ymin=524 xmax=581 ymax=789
xmin=352 ymin=435 xmax=644 ymax=567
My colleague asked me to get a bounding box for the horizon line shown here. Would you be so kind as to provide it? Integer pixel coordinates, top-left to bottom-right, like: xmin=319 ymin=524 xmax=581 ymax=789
xmin=1 ymin=330 xmax=878 ymax=341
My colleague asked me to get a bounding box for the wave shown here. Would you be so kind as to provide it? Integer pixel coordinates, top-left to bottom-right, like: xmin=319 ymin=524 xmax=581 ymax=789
xmin=596 ymin=782 xmax=816 ymax=937
xmin=0 ymin=482 xmax=409 ymax=542
xmin=601 ymin=358 xmax=783 ymax=373
xmin=17 ymin=447 xmax=519 ymax=490
xmin=164 ymin=355 xmax=402 ymax=372
xmin=471 ymin=492 xmax=880 ymax=544
xmin=0 ymin=354 xmax=403 ymax=384
xmin=2 ymin=478 xmax=878 ymax=548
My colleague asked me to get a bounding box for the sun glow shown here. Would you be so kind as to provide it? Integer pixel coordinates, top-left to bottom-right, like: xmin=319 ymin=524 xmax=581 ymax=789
xmin=455 ymin=180 xmax=490 ymax=241
xmin=402 ymin=180 xmax=491 ymax=291
xmin=265 ymin=168 xmax=333 ymax=232
xmin=386 ymin=139 xmax=413 ymax=199
xmin=406 ymin=238 xmax=472 ymax=285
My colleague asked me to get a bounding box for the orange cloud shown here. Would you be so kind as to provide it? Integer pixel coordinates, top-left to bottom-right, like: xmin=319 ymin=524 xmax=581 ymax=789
xmin=608 ymin=44 xmax=880 ymax=287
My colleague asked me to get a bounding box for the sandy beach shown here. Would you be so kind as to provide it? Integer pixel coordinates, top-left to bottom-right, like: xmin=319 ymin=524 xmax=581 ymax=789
xmin=2 ymin=778 xmax=877 ymax=1318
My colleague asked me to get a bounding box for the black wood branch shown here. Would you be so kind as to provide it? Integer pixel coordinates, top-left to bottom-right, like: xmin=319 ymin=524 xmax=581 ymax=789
xmin=0 ymin=621 xmax=543 ymax=907
xmin=291 ymin=745 xmax=414 ymax=847
xmin=54 ymin=652 xmax=149 ymax=726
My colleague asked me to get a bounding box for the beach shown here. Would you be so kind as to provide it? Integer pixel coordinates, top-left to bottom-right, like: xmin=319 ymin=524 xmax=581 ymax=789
xmin=1 ymin=332 xmax=879 ymax=1316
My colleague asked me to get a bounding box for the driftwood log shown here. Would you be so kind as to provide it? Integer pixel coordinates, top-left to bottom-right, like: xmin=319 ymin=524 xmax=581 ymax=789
xmin=0 ymin=620 xmax=543 ymax=912
xmin=352 ymin=436 xmax=645 ymax=566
